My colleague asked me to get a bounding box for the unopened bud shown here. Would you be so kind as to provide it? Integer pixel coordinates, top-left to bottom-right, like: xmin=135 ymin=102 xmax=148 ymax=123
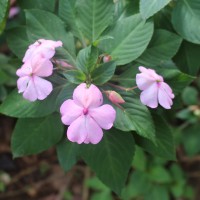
xmin=103 ymin=55 xmax=112 ymax=63
xmin=105 ymin=90 xmax=125 ymax=104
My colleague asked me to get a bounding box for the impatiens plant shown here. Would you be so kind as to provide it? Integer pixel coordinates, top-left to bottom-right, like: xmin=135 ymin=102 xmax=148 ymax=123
xmin=0 ymin=0 xmax=199 ymax=196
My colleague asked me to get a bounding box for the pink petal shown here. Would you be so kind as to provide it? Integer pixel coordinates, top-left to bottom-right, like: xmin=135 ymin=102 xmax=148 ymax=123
xmin=60 ymin=99 xmax=83 ymax=125
xmin=16 ymin=62 xmax=32 ymax=77
xmin=89 ymin=105 xmax=116 ymax=130
xmin=17 ymin=76 xmax=30 ymax=93
xmin=136 ymin=73 xmax=155 ymax=90
xmin=23 ymin=45 xmax=37 ymax=63
xmin=31 ymin=55 xmax=53 ymax=77
xmin=23 ymin=78 xmax=37 ymax=101
xmin=67 ymin=115 xmax=88 ymax=144
xmin=73 ymin=83 xmax=103 ymax=108
xmin=83 ymin=115 xmax=103 ymax=144
xmin=140 ymin=82 xmax=158 ymax=108
xmin=33 ymin=76 xmax=53 ymax=100
xmin=158 ymin=82 xmax=174 ymax=109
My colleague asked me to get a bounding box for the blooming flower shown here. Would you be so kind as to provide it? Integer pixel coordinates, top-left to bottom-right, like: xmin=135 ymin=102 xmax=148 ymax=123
xmin=136 ymin=66 xmax=174 ymax=109
xmin=60 ymin=83 xmax=116 ymax=144
xmin=17 ymin=55 xmax=53 ymax=101
xmin=23 ymin=39 xmax=62 ymax=63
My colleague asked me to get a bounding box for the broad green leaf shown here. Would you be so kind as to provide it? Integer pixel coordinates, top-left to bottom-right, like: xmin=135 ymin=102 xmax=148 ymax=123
xmin=64 ymin=70 xmax=86 ymax=84
xmin=137 ymin=29 xmax=182 ymax=66
xmin=140 ymin=0 xmax=170 ymax=19
xmin=58 ymin=0 xmax=85 ymax=43
xmin=7 ymin=26 xmax=30 ymax=59
xmin=81 ymin=128 xmax=135 ymax=194
xmin=56 ymin=138 xmax=80 ymax=171
xmin=114 ymin=92 xmax=156 ymax=142
xmin=25 ymin=9 xmax=76 ymax=66
xmin=0 ymin=70 xmax=9 ymax=85
xmin=0 ymin=0 xmax=9 ymax=34
xmin=0 ymin=85 xmax=62 ymax=118
xmin=182 ymin=86 xmax=198 ymax=105
xmin=77 ymin=0 xmax=114 ymax=42
xmin=18 ymin=0 xmax=56 ymax=12
xmin=135 ymin=115 xmax=176 ymax=160
xmin=173 ymin=41 xmax=200 ymax=75
xmin=99 ymin=14 xmax=153 ymax=65
xmin=76 ymin=46 xmax=99 ymax=74
xmin=11 ymin=113 xmax=64 ymax=157
xmin=92 ymin=61 xmax=116 ymax=85
xmin=172 ymin=0 xmax=200 ymax=44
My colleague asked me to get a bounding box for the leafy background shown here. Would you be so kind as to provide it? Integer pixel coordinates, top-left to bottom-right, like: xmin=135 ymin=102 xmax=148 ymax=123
xmin=0 ymin=0 xmax=200 ymax=199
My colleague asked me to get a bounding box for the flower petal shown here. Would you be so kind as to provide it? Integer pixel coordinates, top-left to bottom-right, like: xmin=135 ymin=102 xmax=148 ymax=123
xmin=33 ymin=76 xmax=53 ymax=100
xmin=84 ymin=115 xmax=103 ymax=144
xmin=67 ymin=115 xmax=88 ymax=144
xmin=16 ymin=62 xmax=32 ymax=77
xmin=158 ymin=82 xmax=174 ymax=109
xmin=31 ymin=55 xmax=53 ymax=77
xmin=23 ymin=78 xmax=37 ymax=101
xmin=140 ymin=82 xmax=158 ymax=108
xmin=136 ymin=73 xmax=155 ymax=90
xmin=60 ymin=99 xmax=83 ymax=125
xmin=17 ymin=76 xmax=30 ymax=93
xmin=89 ymin=105 xmax=116 ymax=130
xmin=73 ymin=83 xmax=103 ymax=108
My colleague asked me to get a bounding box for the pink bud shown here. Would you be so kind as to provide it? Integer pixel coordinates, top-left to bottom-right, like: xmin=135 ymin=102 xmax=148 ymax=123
xmin=105 ymin=90 xmax=125 ymax=104
xmin=103 ymin=55 xmax=112 ymax=63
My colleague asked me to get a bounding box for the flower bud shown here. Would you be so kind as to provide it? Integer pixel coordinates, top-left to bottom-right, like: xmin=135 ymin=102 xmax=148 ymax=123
xmin=103 ymin=55 xmax=112 ymax=63
xmin=105 ymin=90 xmax=125 ymax=104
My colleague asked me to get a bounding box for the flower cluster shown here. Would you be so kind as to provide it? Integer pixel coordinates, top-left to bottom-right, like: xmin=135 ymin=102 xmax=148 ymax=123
xmin=16 ymin=39 xmax=175 ymax=144
xmin=16 ymin=39 xmax=62 ymax=101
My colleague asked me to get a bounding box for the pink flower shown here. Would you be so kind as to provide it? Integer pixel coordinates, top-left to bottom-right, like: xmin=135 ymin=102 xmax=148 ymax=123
xmin=16 ymin=55 xmax=53 ymax=101
xmin=23 ymin=39 xmax=62 ymax=63
xmin=60 ymin=83 xmax=116 ymax=144
xmin=136 ymin=66 xmax=174 ymax=109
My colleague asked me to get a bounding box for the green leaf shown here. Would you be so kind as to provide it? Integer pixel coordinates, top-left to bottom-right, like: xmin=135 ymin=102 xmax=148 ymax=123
xmin=137 ymin=29 xmax=182 ymax=66
xmin=140 ymin=0 xmax=171 ymax=19
xmin=114 ymin=92 xmax=156 ymax=142
xmin=56 ymin=138 xmax=80 ymax=171
xmin=6 ymin=26 xmax=30 ymax=59
xmin=92 ymin=61 xmax=116 ymax=85
xmin=11 ymin=113 xmax=64 ymax=157
xmin=182 ymin=86 xmax=198 ymax=105
xmin=0 ymin=85 xmax=61 ymax=118
xmin=64 ymin=70 xmax=86 ymax=84
xmin=99 ymin=14 xmax=153 ymax=65
xmin=172 ymin=0 xmax=200 ymax=44
xmin=182 ymin=124 xmax=200 ymax=156
xmin=77 ymin=0 xmax=114 ymax=42
xmin=25 ymin=9 xmax=76 ymax=66
xmin=135 ymin=115 xmax=176 ymax=160
xmin=76 ymin=46 xmax=99 ymax=74
xmin=173 ymin=41 xmax=200 ymax=75
xmin=0 ymin=70 xmax=9 ymax=85
xmin=81 ymin=128 xmax=135 ymax=194
xmin=0 ymin=0 xmax=9 ymax=34
xmin=18 ymin=0 xmax=56 ymax=12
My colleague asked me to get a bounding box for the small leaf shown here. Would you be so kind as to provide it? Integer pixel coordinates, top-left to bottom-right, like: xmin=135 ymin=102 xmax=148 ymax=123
xmin=64 ymin=70 xmax=86 ymax=84
xmin=140 ymin=0 xmax=171 ymax=19
xmin=172 ymin=0 xmax=200 ymax=44
xmin=99 ymin=14 xmax=153 ymax=65
xmin=80 ymin=128 xmax=135 ymax=194
xmin=0 ymin=0 xmax=9 ymax=34
xmin=92 ymin=61 xmax=116 ymax=85
xmin=11 ymin=113 xmax=64 ymax=157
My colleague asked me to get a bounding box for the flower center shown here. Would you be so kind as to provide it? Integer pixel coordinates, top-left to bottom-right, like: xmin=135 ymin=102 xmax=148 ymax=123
xmin=83 ymin=108 xmax=88 ymax=115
